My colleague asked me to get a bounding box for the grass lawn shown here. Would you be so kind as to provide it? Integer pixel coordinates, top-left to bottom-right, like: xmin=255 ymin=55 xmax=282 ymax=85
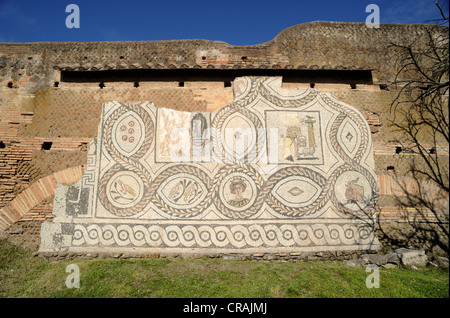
xmin=0 ymin=240 xmax=448 ymax=298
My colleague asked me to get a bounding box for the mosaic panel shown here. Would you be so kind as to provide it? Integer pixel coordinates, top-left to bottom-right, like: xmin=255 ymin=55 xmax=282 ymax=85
xmin=39 ymin=77 xmax=380 ymax=255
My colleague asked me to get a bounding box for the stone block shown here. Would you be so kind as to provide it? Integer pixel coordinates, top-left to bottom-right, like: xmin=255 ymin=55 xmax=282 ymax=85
xmin=361 ymin=251 xmax=399 ymax=265
xmin=435 ymin=257 xmax=449 ymax=269
xmin=385 ymin=251 xmax=400 ymax=265
xmin=395 ymin=248 xmax=428 ymax=267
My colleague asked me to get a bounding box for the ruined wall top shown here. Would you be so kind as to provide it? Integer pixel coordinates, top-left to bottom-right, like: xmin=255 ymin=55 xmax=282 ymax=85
xmin=0 ymin=21 xmax=447 ymax=83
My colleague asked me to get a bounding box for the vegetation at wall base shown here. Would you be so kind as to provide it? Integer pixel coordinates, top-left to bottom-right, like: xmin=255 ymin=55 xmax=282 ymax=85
xmin=0 ymin=240 xmax=448 ymax=298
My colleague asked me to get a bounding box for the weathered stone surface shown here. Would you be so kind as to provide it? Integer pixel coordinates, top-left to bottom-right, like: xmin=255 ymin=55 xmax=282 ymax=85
xmin=395 ymin=248 xmax=428 ymax=267
xmin=384 ymin=251 xmax=400 ymax=265
xmin=2 ymin=22 xmax=443 ymax=83
xmin=361 ymin=254 xmax=382 ymax=265
xmin=38 ymin=76 xmax=380 ymax=256
xmin=361 ymin=251 xmax=399 ymax=265
xmin=435 ymin=257 xmax=449 ymax=269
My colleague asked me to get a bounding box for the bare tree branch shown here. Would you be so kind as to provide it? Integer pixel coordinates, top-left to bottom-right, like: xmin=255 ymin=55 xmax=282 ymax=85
xmin=386 ymin=6 xmax=449 ymax=253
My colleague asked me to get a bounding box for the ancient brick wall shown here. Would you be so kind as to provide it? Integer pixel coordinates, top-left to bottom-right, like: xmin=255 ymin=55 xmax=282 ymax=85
xmin=0 ymin=22 xmax=448 ymax=251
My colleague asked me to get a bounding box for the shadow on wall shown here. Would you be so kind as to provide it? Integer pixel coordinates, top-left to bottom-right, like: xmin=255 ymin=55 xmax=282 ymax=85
xmin=376 ymin=173 xmax=449 ymax=256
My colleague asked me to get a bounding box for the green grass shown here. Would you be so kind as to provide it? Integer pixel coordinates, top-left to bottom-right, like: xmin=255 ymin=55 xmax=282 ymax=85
xmin=0 ymin=240 xmax=448 ymax=298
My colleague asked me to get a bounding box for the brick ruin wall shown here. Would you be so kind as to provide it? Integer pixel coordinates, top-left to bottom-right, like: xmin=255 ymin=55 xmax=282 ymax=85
xmin=0 ymin=22 xmax=448 ymax=252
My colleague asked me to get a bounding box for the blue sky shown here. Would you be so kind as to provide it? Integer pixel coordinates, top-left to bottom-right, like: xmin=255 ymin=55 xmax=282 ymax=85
xmin=0 ymin=0 xmax=448 ymax=45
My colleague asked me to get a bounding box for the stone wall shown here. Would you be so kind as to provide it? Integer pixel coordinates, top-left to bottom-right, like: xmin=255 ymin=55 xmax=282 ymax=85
xmin=0 ymin=22 xmax=448 ymax=253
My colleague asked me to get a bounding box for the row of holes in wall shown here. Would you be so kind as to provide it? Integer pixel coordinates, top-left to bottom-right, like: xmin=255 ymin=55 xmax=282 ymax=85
xmin=88 ymin=55 xmax=248 ymax=61
xmin=0 ymin=141 xmax=55 ymax=150
xmin=0 ymin=141 xmax=434 ymax=173
xmin=0 ymin=139 xmax=415 ymax=173
xmin=5 ymin=81 xmax=389 ymax=90
xmin=201 ymin=56 xmax=249 ymax=61
xmin=0 ymin=141 xmax=437 ymax=156
xmin=5 ymin=82 xmax=393 ymax=91
xmin=91 ymin=82 xmax=352 ymax=89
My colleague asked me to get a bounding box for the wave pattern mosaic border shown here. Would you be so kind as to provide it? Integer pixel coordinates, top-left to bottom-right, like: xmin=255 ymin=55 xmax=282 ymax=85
xmin=70 ymin=222 xmax=375 ymax=249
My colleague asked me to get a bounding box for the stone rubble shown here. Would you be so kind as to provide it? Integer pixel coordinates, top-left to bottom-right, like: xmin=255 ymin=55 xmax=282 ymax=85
xmin=33 ymin=248 xmax=449 ymax=270
xmin=345 ymin=248 xmax=449 ymax=269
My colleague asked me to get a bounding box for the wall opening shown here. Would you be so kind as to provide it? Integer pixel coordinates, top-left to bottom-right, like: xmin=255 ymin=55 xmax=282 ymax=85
xmin=79 ymin=142 xmax=88 ymax=151
xmin=0 ymin=141 xmax=5 ymax=149
xmin=41 ymin=142 xmax=53 ymax=150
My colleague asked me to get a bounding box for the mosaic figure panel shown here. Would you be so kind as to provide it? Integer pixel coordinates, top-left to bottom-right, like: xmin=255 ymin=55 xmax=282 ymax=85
xmin=39 ymin=77 xmax=380 ymax=255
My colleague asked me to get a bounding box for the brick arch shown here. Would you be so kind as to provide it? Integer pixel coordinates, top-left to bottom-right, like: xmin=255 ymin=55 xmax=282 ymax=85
xmin=0 ymin=165 xmax=85 ymax=232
